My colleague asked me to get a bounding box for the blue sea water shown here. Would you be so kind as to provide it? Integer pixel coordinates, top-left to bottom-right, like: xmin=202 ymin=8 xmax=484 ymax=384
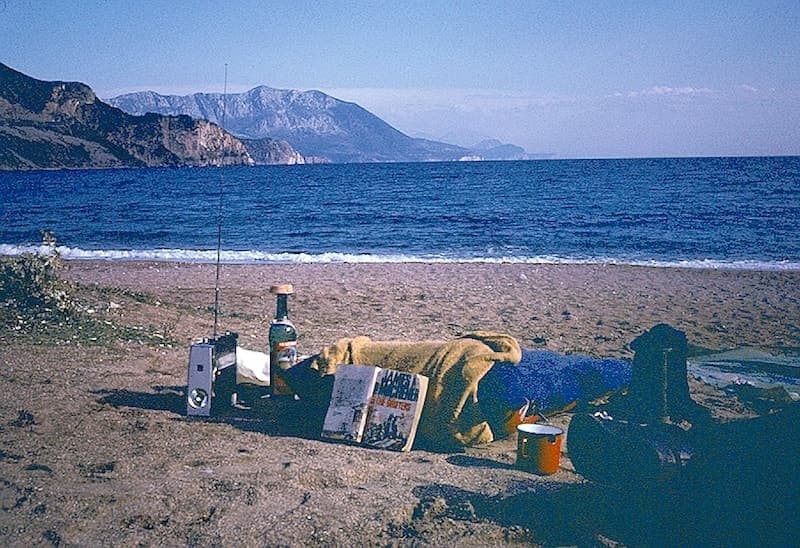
xmin=1 ymin=157 xmax=799 ymax=269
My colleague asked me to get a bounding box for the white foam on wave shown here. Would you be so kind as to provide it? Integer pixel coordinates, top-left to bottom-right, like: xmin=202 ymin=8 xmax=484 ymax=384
xmin=1 ymin=243 xmax=799 ymax=271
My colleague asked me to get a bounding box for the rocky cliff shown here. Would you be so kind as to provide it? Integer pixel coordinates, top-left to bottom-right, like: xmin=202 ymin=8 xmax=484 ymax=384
xmin=241 ymin=136 xmax=310 ymax=165
xmin=0 ymin=63 xmax=261 ymax=170
xmin=110 ymin=87 xmax=472 ymax=164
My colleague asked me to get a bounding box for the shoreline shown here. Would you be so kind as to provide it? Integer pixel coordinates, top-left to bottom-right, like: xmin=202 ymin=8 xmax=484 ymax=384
xmin=3 ymin=246 xmax=799 ymax=271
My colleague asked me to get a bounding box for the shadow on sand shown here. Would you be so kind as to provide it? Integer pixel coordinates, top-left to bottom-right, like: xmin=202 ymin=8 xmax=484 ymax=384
xmin=92 ymin=384 xmax=328 ymax=439
xmin=417 ymin=404 xmax=800 ymax=547
xmin=444 ymin=454 xmax=514 ymax=470
xmin=93 ymin=385 xmax=800 ymax=546
xmin=413 ymin=471 xmax=798 ymax=547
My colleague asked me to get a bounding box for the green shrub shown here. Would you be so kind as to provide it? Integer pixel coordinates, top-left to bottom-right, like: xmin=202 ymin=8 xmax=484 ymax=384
xmin=0 ymin=230 xmax=78 ymax=326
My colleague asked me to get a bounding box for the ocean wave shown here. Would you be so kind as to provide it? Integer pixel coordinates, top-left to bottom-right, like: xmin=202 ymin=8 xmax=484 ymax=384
xmin=1 ymin=244 xmax=799 ymax=271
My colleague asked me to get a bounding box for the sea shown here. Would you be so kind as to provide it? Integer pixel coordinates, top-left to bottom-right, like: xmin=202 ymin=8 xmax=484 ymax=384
xmin=1 ymin=156 xmax=799 ymax=269
xmin=3 ymin=156 xmax=800 ymax=393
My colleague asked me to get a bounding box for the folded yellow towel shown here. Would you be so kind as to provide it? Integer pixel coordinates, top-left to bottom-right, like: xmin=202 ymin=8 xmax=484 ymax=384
xmin=309 ymin=331 xmax=522 ymax=449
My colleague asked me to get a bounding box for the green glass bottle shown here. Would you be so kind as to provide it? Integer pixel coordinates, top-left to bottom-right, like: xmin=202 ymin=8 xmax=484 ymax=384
xmin=268 ymin=284 xmax=298 ymax=396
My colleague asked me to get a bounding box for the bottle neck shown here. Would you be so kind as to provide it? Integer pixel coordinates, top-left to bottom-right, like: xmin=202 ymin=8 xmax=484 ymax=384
xmin=275 ymin=294 xmax=289 ymax=320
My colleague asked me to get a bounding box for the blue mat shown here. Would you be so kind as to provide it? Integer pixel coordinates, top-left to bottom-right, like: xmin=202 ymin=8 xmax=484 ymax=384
xmin=479 ymin=350 xmax=632 ymax=427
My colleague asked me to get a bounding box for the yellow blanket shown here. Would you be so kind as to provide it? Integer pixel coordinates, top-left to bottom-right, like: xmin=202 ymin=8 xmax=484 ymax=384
xmin=309 ymin=331 xmax=522 ymax=449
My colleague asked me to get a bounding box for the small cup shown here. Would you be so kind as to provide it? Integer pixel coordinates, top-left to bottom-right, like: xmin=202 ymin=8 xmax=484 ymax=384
xmin=516 ymin=423 xmax=564 ymax=475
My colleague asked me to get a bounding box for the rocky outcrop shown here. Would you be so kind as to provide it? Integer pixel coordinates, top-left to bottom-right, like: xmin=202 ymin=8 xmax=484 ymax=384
xmin=0 ymin=63 xmax=255 ymax=170
xmin=471 ymin=139 xmax=530 ymax=160
xmin=241 ymin=137 xmax=311 ymax=165
xmin=110 ymin=87 xmax=472 ymax=164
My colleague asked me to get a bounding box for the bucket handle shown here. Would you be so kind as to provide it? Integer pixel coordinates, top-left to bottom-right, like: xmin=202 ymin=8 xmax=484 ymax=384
xmin=537 ymin=412 xmax=560 ymax=443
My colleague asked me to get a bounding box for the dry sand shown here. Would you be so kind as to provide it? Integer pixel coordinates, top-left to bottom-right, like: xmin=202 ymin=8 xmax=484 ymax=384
xmin=1 ymin=261 xmax=798 ymax=546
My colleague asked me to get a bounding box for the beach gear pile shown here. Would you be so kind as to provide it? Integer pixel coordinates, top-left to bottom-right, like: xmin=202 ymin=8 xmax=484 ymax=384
xmin=268 ymin=323 xmax=800 ymax=543
xmin=268 ymin=330 xmax=636 ymax=450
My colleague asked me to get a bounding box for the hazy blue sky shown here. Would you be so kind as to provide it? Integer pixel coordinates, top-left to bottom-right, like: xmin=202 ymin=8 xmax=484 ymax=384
xmin=2 ymin=1 xmax=799 ymax=158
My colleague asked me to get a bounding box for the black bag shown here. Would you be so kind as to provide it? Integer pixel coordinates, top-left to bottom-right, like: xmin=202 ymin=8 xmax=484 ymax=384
xmin=627 ymin=323 xmax=697 ymax=423
xmin=568 ymin=412 xmax=695 ymax=486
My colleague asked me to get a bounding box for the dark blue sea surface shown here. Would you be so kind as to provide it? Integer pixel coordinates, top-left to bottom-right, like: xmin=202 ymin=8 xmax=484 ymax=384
xmin=1 ymin=157 xmax=799 ymax=268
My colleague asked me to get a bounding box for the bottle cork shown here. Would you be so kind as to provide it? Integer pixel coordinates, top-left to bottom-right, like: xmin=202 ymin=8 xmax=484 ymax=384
xmin=270 ymin=284 xmax=294 ymax=295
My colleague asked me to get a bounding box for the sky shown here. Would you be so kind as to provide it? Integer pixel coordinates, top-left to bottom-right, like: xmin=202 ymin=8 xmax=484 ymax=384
xmin=2 ymin=0 xmax=799 ymax=158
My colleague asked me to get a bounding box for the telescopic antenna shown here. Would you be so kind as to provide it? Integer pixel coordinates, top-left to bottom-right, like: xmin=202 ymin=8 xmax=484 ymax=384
xmin=212 ymin=63 xmax=228 ymax=337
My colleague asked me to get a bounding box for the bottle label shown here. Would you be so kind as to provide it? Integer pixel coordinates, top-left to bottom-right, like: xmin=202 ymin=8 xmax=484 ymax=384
xmin=275 ymin=341 xmax=297 ymax=368
xmin=271 ymin=341 xmax=297 ymax=396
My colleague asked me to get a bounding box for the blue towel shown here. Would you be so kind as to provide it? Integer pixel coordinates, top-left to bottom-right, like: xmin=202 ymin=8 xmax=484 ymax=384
xmin=478 ymin=350 xmax=632 ymax=431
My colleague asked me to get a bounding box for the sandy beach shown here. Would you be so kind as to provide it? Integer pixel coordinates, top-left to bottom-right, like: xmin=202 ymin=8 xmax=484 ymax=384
xmin=1 ymin=261 xmax=798 ymax=546
xmin=60 ymin=261 xmax=800 ymax=356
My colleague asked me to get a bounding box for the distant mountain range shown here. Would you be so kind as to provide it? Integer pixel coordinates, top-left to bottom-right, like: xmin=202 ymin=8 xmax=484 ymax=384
xmin=109 ymin=88 xmax=535 ymax=163
xmin=0 ymin=63 xmax=260 ymax=170
xmin=0 ymin=62 xmax=533 ymax=170
xmin=109 ymin=87 xmax=481 ymax=164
